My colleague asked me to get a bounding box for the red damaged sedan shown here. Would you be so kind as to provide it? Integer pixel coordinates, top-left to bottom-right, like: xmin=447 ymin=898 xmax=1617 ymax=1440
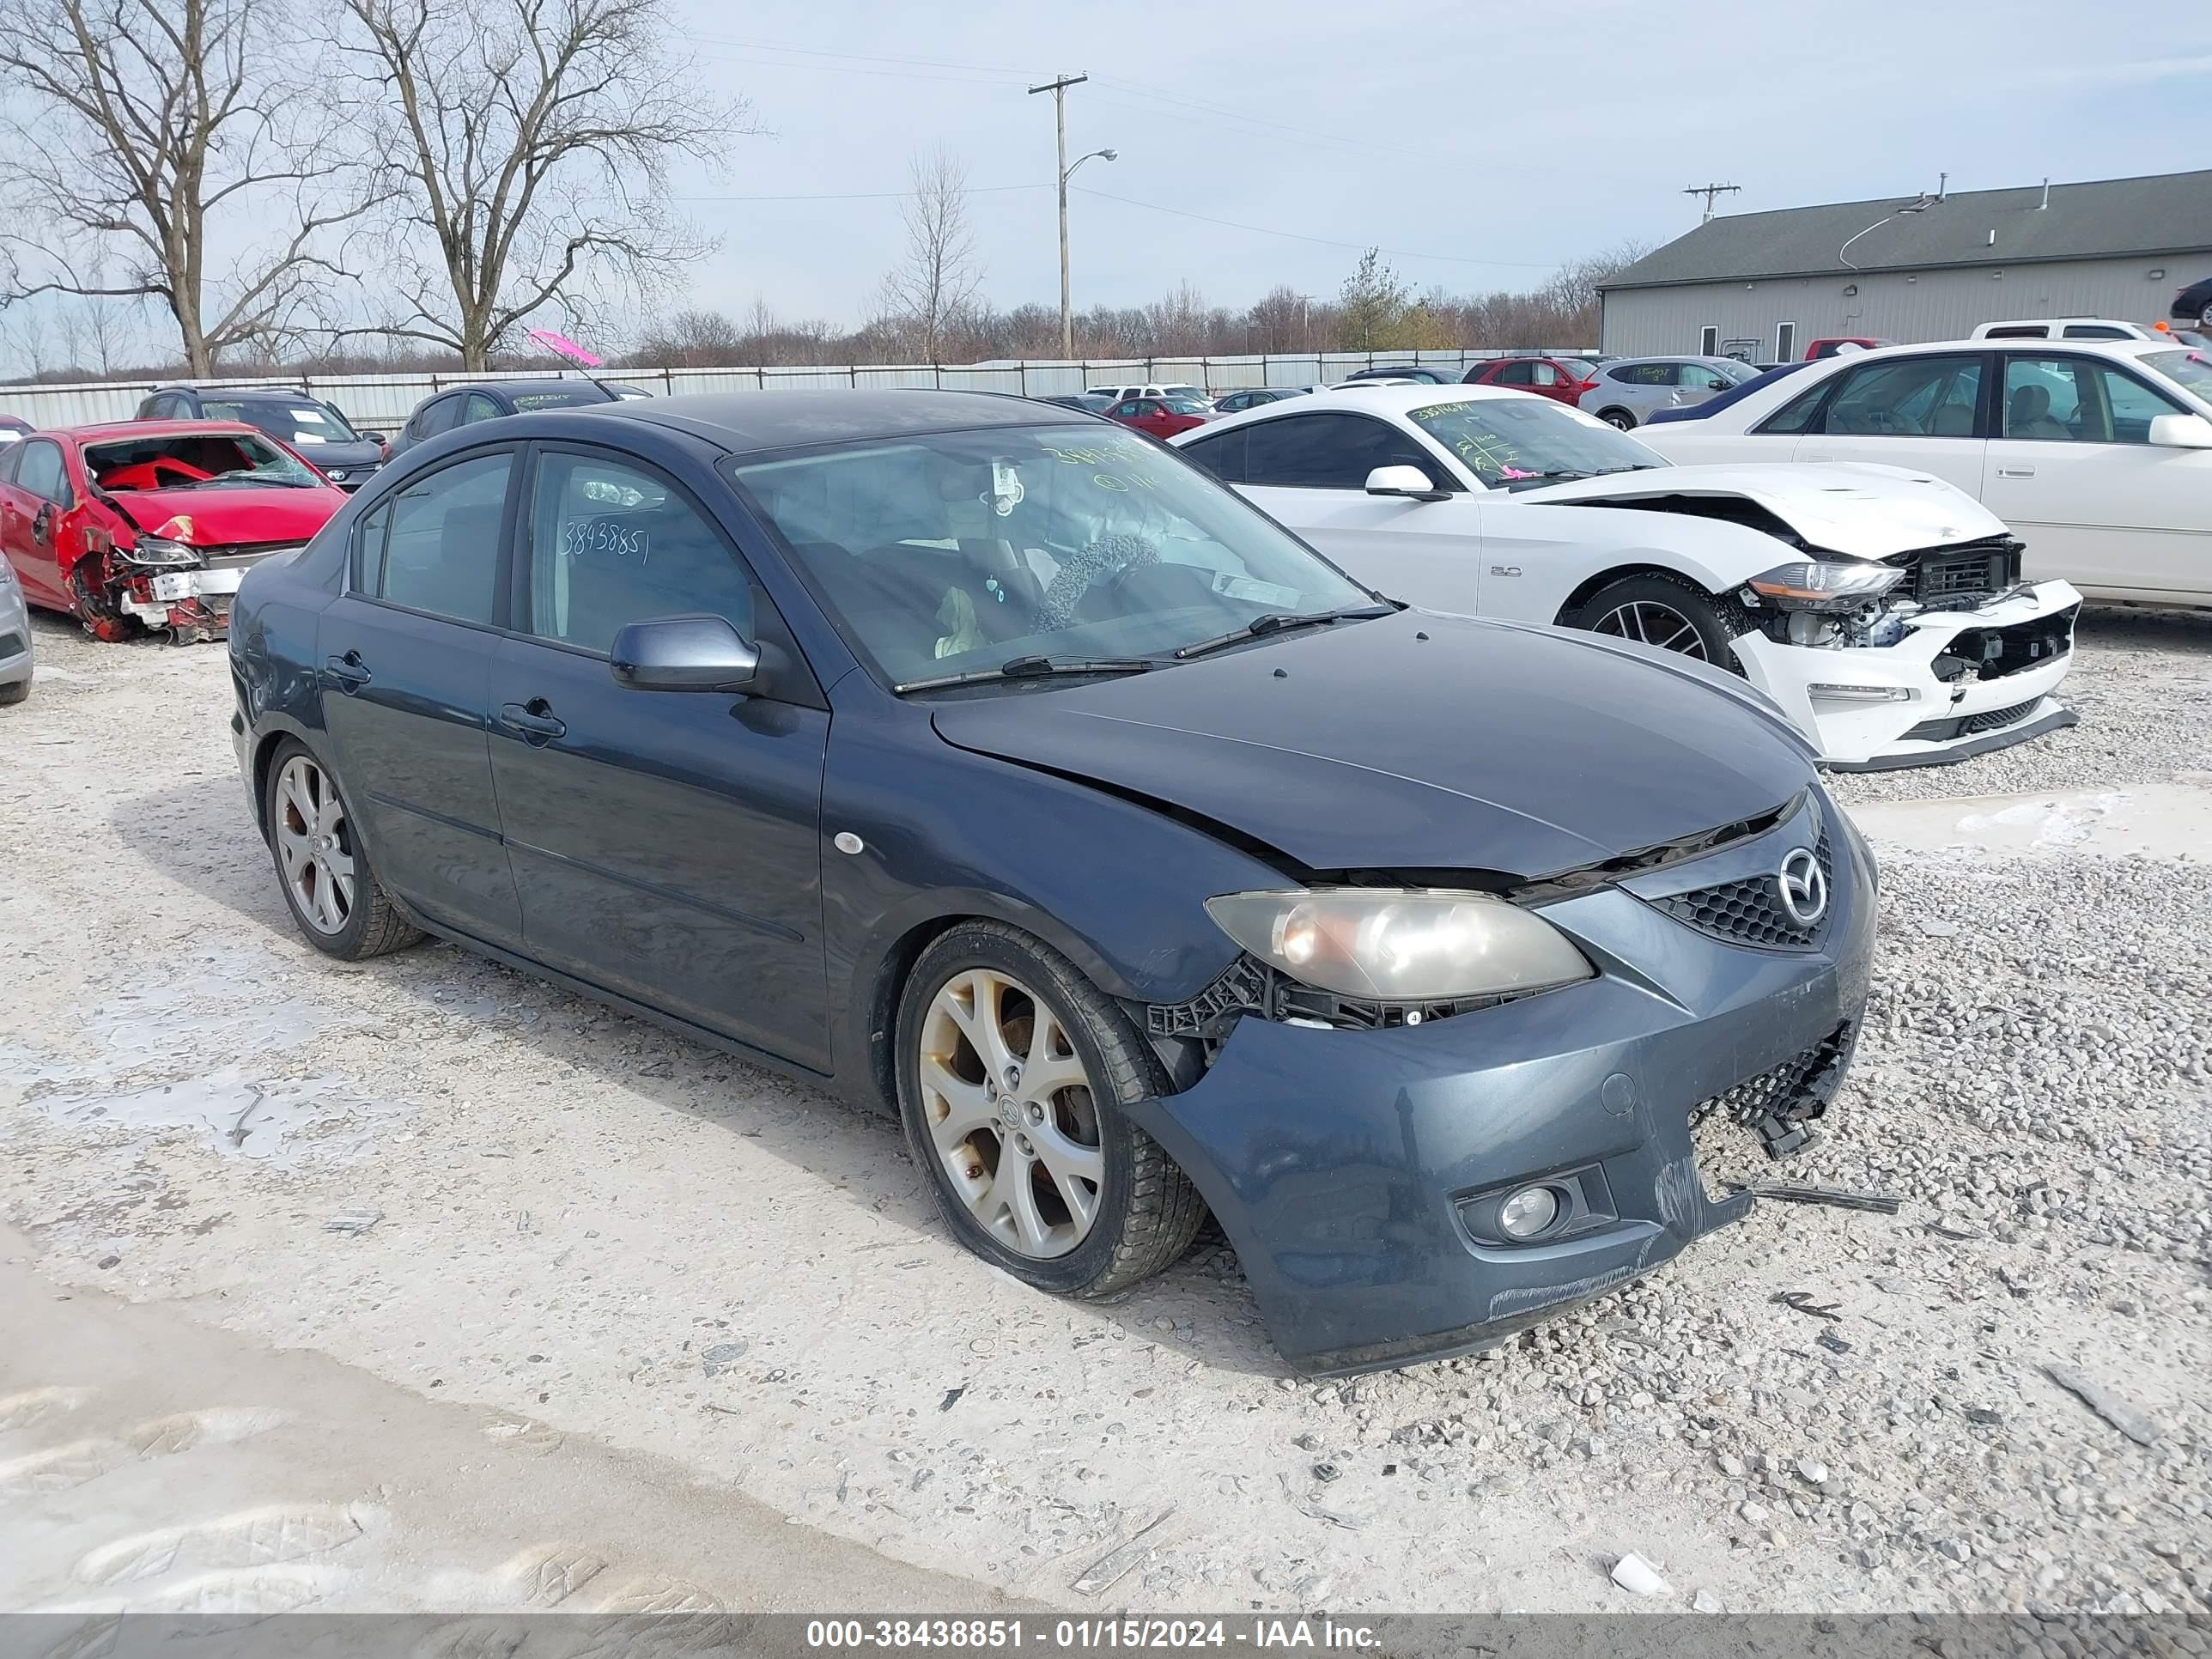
xmin=0 ymin=420 xmax=348 ymax=642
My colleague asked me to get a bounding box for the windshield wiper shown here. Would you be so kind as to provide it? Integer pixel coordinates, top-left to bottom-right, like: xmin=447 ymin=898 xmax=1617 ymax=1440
xmin=1172 ymin=604 xmax=1395 ymax=661
xmin=894 ymin=654 xmax=1159 ymax=693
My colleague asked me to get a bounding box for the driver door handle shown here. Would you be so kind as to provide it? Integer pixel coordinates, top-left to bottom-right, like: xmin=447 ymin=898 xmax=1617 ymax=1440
xmin=498 ymin=698 xmax=567 ymax=742
xmin=325 ymin=651 xmax=371 ymax=689
xmin=1995 ymin=465 xmax=2036 ymax=478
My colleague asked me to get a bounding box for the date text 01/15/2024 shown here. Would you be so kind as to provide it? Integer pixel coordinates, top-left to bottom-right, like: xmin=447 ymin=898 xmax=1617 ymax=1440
xmin=804 ymin=1620 xmax=1382 ymax=1651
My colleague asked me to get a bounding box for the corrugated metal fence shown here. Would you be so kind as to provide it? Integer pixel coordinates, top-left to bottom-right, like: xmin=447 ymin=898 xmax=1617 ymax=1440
xmin=0 ymin=349 xmax=1582 ymax=428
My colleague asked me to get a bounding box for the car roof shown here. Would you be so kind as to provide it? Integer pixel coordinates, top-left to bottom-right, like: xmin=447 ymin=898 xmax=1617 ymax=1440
xmin=51 ymin=418 xmax=266 ymax=441
xmin=153 ymin=385 xmax=332 ymax=404
xmin=1179 ymin=383 xmax=1534 ymax=438
xmin=1818 ymin=336 xmax=2181 ymax=363
xmin=587 ymin=388 xmax=1077 ymax=454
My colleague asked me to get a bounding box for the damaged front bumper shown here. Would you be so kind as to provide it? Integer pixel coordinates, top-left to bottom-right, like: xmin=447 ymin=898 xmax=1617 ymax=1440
xmin=1733 ymin=580 xmax=2081 ymax=770
xmin=115 ymin=562 xmax=249 ymax=641
xmin=1127 ymin=795 xmax=1877 ymax=1376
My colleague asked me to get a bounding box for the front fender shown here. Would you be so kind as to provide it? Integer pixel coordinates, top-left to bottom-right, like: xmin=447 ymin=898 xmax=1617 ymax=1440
xmin=820 ymin=703 xmax=1291 ymax=1106
xmin=1478 ymin=500 xmax=1791 ymax=623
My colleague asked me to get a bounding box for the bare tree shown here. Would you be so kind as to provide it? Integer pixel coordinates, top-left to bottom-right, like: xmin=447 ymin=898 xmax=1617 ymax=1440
xmin=875 ymin=146 xmax=984 ymax=364
xmin=0 ymin=0 xmax=378 ymax=374
xmin=331 ymin=0 xmax=753 ymax=370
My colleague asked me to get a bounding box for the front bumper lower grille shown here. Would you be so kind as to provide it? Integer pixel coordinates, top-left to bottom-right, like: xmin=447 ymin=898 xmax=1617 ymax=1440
xmin=1903 ymin=696 xmax=2042 ymax=744
xmin=0 ymin=629 xmax=22 ymax=659
xmin=1650 ymin=826 xmax=1833 ymax=951
xmin=1691 ymin=1021 xmax=1855 ymax=1157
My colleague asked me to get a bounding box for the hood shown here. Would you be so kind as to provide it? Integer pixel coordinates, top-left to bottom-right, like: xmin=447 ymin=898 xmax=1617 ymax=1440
xmin=106 ymin=484 xmax=349 ymax=548
xmin=1517 ymin=462 xmax=2008 ymax=559
xmin=288 ymin=439 xmax=385 ymax=471
xmin=928 ymin=609 xmax=1815 ymax=881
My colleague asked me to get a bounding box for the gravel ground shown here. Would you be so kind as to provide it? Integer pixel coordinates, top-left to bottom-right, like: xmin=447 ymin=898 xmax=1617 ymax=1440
xmin=1 ymin=606 xmax=2207 ymax=1617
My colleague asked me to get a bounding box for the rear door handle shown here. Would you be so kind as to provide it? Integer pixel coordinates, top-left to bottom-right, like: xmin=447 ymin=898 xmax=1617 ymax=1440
xmin=1995 ymin=465 xmax=2036 ymax=478
xmin=498 ymin=699 xmax=567 ymax=742
xmin=325 ymin=651 xmax=371 ymax=689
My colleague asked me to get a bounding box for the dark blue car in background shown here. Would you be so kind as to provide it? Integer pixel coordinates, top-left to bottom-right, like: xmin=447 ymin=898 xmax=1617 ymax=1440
xmin=228 ymin=390 xmax=1875 ymax=1374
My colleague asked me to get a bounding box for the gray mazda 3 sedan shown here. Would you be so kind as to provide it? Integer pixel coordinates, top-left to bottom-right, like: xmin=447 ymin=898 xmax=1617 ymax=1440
xmin=227 ymin=389 xmax=1875 ymax=1375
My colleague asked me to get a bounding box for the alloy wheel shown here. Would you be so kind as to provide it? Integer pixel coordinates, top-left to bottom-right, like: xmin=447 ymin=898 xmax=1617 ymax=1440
xmin=273 ymin=755 xmax=356 ymax=935
xmin=1592 ymin=599 xmax=1710 ymax=659
xmin=917 ymin=968 xmax=1103 ymax=1260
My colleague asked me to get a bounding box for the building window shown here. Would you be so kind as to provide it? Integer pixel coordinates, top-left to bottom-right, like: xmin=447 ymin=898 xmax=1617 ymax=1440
xmin=1776 ymin=322 xmax=1797 ymax=361
xmin=1699 ymin=325 xmax=1719 ymax=356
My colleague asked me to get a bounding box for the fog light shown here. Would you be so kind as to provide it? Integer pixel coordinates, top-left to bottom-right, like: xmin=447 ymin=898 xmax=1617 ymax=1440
xmin=1805 ymin=682 xmax=1913 ymax=702
xmin=1498 ymin=1185 xmax=1560 ymax=1239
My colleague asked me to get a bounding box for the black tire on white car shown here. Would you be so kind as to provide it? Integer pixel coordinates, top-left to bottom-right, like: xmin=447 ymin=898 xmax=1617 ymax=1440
xmin=1572 ymin=573 xmax=1746 ymax=669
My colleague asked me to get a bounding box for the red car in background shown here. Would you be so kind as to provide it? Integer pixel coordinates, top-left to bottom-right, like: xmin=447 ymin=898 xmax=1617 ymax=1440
xmin=0 ymin=420 xmax=349 ymax=642
xmin=1803 ymin=337 xmax=1895 ymax=358
xmin=1458 ymin=356 xmax=1596 ymax=404
xmin=1103 ymin=394 xmax=1211 ymax=439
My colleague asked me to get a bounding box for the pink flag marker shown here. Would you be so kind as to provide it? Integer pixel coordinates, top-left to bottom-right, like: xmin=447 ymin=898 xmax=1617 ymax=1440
xmin=526 ymin=328 xmax=603 ymax=368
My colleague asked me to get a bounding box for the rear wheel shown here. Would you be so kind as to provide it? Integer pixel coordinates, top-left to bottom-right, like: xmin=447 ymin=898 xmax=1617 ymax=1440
xmin=1572 ymin=574 xmax=1743 ymax=667
xmin=896 ymin=921 xmax=1206 ymax=1297
xmin=263 ymin=739 xmax=422 ymax=959
xmin=1596 ymin=406 xmax=1637 ymax=430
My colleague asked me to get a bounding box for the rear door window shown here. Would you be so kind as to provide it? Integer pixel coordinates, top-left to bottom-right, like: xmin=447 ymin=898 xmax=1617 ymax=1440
xmin=1815 ymin=355 xmax=1984 ymax=437
xmin=15 ymin=439 xmax=71 ymax=506
xmin=366 ymin=451 xmax=514 ymax=625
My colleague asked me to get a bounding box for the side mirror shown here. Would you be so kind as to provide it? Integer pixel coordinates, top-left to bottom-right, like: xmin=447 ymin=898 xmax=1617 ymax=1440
xmin=2148 ymin=412 xmax=2212 ymax=450
xmin=361 ymin=430 xmax=389 ymax=446
xmin=1364 ymin=464 xmax=1449 ymax=502
xmin=1707 ymin=378 xmax=1731 ymax=392
xmin=610 ymin=614 xmax=759 ymax=693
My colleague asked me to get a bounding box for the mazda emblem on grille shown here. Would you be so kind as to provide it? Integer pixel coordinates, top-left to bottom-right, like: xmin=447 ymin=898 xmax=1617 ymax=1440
xmin=1776 ymin=847 xmax=1828 ymax=927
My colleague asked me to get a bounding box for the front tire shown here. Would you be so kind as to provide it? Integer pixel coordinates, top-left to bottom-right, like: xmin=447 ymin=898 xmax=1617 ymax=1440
xmin=263 ymin=738 xmax=422 ymax=959
xmin=0 ymin=678 xmax=26 ymax=707
xmin=896 ymin=921 xmax=1206 ymax=1297
xmin=1571 ymin=573 xmax=1744 ymax=667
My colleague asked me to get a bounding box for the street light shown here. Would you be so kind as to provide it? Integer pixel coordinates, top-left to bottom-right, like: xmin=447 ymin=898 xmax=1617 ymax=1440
xmin=1053 ymin=147 xmax=1115 ymax=356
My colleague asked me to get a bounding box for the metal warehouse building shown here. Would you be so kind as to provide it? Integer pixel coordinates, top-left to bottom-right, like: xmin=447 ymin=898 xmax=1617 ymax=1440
xmin=1597 ymin=169 xmax=2212 ymax=362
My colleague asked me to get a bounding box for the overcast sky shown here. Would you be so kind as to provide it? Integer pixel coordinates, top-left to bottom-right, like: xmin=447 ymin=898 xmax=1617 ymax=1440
xmin=671 ymin=0 xmax=2212 ymax=326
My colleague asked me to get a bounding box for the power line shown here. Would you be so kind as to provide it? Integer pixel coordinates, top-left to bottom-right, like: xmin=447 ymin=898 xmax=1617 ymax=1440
xmin=1067 ymin=186 xmax=1563 ymax=271
xmin=1090 ymin=76 xmax=1436 ymax=163
xmin=684 ymin=33 xmax=1032 ymax=77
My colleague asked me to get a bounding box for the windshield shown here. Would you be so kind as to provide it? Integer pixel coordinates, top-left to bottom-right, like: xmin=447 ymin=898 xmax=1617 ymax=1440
xmin=1709 ymin=359 xmax=1761 ymax=384
xmin=1162 ymin=398 xmax=1210 ymax=415
xmin=726 ymin=423 xmax=1376 ymax=689
xmin=204 ymin=398 xmax=362 ymax=446
xmin=1405 ymin=397 xmax=1666 ymax=489
xmin=86 ymin=431 xmax=321 ymax=491
xmin=509 ymin=386 xmax=611 ymax=412
xmin=2140 ymin=349 xmax=2212 ymax=401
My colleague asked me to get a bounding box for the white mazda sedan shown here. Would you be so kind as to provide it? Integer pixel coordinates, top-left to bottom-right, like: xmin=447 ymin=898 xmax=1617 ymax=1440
xmin=1634 ymin=337 xmax=2212 ymax=611
xmin=1170 ymin=386 xmax=2083 ymax=771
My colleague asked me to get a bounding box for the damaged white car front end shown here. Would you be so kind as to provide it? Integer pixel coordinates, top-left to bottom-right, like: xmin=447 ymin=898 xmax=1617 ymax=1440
xmin=1176 ymin=387 xmax=2084 ymax=771
xmin=1523 ymin=465 xmax=2081 ymax=770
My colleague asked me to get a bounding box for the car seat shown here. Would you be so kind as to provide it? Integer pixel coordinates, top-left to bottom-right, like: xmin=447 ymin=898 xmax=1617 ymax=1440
xmin=2006 ymin=383 xmax=2069 ymax=441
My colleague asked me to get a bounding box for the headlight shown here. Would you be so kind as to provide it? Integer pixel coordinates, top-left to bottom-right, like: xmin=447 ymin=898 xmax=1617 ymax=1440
xmin=1744 ymin=561 xmax=1904 ymax=611
xmin=1204 ymin=888 xmax=1595 ymax=1002
xmin=115 ymin=536 xmax=203 ymax=569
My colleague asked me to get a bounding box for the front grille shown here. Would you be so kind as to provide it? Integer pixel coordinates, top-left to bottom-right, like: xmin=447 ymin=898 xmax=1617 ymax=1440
xmin=0 ymin=629 xmax=21 ymax=658
xmin=1650 ymin=827 xmax=1833 ymax=951
xmin=1903 ymin=697 xmax=2040 ymax=743
xmin=201 ymin=543 xmax=302 ymax=572
xmin=1903 ymin=538 xmax=2022 ymax=608
xmin=1690 ymin=1022 xmax=1854 ymax=1156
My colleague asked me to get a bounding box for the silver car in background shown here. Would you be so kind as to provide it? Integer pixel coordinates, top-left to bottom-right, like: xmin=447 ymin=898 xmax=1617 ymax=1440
xmin=0 ymin=552 xmax=31 ymax=705
xmin=1580 ymin=356 xmax=1761 ymax=429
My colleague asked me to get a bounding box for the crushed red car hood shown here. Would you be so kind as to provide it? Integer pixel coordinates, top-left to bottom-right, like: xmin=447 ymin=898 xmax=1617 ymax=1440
xmin=107 ymin=483 xmax=347 ymax=546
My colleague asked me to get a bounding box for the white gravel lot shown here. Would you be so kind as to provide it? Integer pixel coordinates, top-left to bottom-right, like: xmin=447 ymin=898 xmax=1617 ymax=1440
xmin=2 ymin=606 xmax=2207 ymax=1618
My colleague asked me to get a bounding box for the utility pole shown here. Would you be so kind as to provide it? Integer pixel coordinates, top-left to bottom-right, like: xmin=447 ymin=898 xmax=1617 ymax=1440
xmin=1030 ymin=71 xmax=1089 ymax=356
xmin=1683 ymin=182 xmax=1741 ymax=223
